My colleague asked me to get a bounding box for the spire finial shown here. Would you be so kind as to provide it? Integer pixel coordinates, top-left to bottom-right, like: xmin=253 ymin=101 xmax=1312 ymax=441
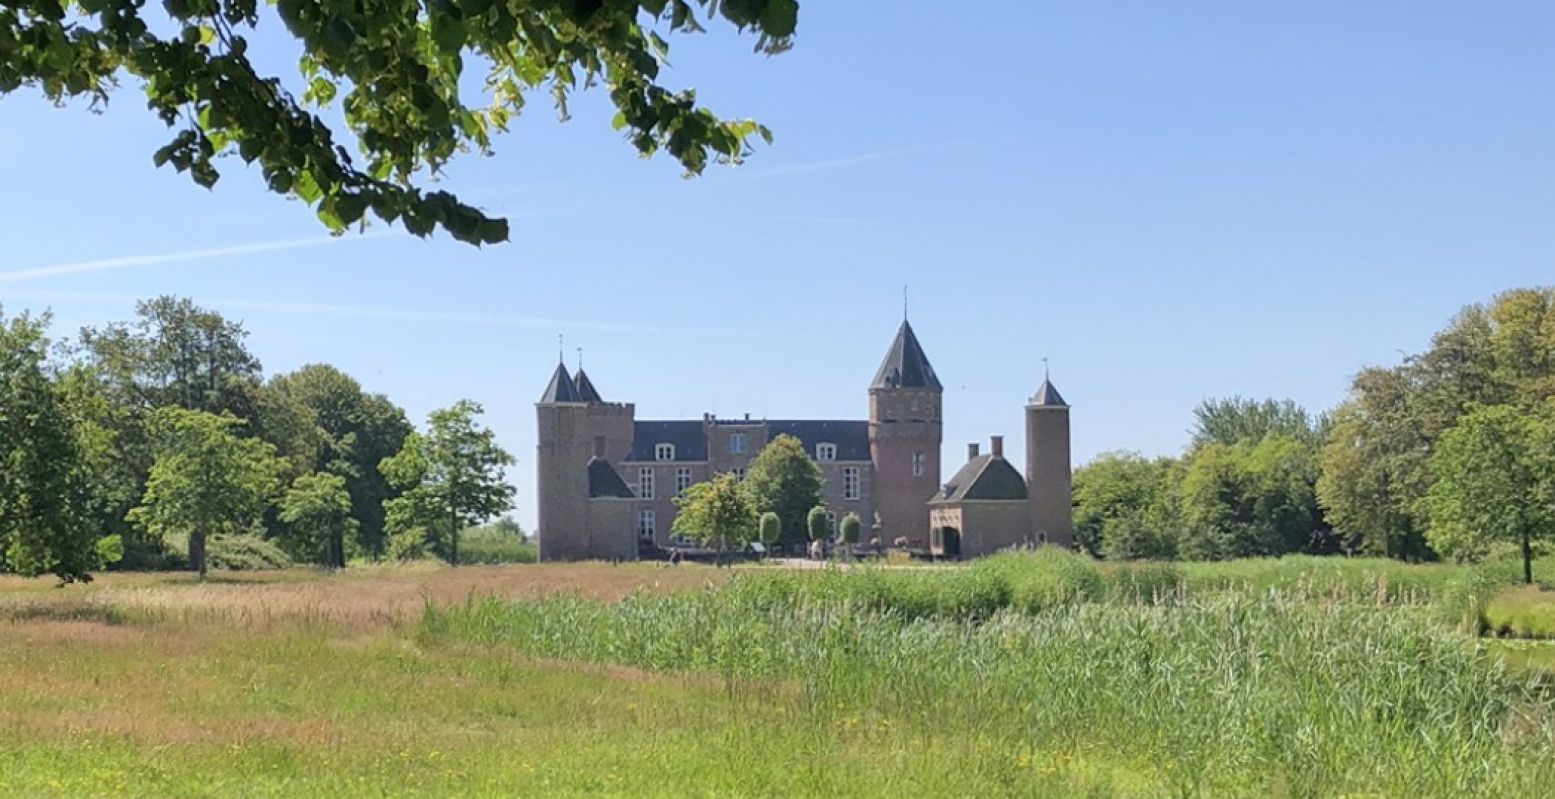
xmin=1043 ymin=356 xmax=1050 ymax=381
xmin=903 ymin=284 xmax=909 ymax=322
xmin=576 ymin=346 xmax=583 ymax=372
xmin=557 ymin=334 xmax=564 ymax=365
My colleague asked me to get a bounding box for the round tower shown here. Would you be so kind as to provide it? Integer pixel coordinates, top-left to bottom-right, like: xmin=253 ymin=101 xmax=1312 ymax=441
xmin=1024 ymin=376 xmax=1073 ymax=547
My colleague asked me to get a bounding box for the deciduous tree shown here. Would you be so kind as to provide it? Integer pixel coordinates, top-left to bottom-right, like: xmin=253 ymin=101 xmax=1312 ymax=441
xmin=0 ymin=311 xmax=97 ymax=583
xmin=278 ymin=471 xmax=357 ymax=568
xmin=1 ymin=0 xmax=796 ymax=243
xmin=380 ymin=400 xmax=513 ymax=566
xmin=744 ymin=434 xmax=821 ymax=546
xmin=671 ymin=474 xmax=756 ymax=559
xmin=1426 ymin=403 xmax=1555 ymax=583
xmin=127 ymin=408 xmax=283 ymax=578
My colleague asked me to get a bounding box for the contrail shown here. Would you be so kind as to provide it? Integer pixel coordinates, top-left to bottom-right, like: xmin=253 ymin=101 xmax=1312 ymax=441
xmin=2 ymin=288 xmax=715 ymax=335
xmin=0 ymin=234 xmax=386 ymax=284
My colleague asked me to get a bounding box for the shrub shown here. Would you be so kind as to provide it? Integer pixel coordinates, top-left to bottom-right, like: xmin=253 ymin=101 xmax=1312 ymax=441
xmin=981 ymin=548 xmax=1103 ymax=613
xmin=806 ymin=506 xmax=828 ymax=542
xmin=161 ymin=534 xmax=292 ymax=571
xmin=1482 ymin=586 xmax=1555 ymax=639
xmin=759 ymin=512 xmax=781 ymax=545
xmin=839 ymin=513 xmax=861 ymax=545
xmin=458 ymin=526 xmax=538 ymax=564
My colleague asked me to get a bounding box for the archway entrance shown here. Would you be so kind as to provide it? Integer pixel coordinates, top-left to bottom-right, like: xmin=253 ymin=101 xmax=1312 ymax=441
xmin=941 ymin=527 xmax=961 ymax=559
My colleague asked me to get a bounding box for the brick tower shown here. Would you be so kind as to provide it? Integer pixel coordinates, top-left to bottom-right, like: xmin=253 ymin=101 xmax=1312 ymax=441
xmin=867 ymin=318 xmax=942 ymax=545
xmin=1024 ymin=374 xmax=1073 ymax=546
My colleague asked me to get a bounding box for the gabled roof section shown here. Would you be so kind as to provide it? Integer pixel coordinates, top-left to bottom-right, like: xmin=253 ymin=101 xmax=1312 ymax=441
xmin=931 ymin=455 xmax=1028 ymax=504
xmin=587 ymin=456 xmax=635 ymax=498
xmin=539 ymin=362 xmax=582 ymax=403
xmin=766 ymin=420 xmax=870 ymax=461
xmin=871 ymin=320 xmax=942 ymax=391
xmin=573 ymin=369 xmax=604 ymax=403
xmin=1029 ymin=378 xmax=1067 ymax=407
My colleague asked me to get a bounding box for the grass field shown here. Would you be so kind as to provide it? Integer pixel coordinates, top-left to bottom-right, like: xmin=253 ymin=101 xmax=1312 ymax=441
xmin=3 ymin=556 xmax=1555 ymax=797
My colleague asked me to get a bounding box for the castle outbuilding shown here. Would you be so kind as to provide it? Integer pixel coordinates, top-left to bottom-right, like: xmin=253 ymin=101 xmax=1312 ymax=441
xmin=927 ymin=376 xmax=1074 ymax=558
xmin=535 ymin=320 xmax=1072 ymax=561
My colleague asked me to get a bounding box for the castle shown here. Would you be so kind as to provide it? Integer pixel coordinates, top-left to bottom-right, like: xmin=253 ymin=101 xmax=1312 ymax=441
xmin=535 ymin=319 xmax=1073 ymax=560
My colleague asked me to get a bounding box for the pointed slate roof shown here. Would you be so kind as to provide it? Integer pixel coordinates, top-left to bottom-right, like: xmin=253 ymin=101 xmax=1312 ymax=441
xmin=930 ymin=454 xmax=1028 ymax=504
xmin=1029 ymin=378 xmax=1068 ymax=408
xmin=539 ymin=362 xmax=583 ymax=403
xmin=871 ymin=320 xmax=942 ymax=391
xmin=587 ymin=457 xmax=635 ymax=498
xmin=573 ymin=369 xmax=603 ymax=403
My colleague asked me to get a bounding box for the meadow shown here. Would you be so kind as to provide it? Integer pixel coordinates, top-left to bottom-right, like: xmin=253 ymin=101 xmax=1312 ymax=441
xmin=3 ymin=554 xmax=1555 ymax=797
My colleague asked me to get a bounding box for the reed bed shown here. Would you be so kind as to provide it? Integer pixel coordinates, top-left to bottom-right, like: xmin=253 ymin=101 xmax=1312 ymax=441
xmin=424 ymin=575 xmax=1555 ymax=797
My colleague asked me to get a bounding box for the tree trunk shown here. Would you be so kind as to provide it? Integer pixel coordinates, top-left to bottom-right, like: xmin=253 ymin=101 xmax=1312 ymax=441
xmin=1523 ymin=528 xmax=1533 ymax=585
xmin=449 ymin=508 xmax=460 ymax=567
xmin=191 ymin=529 xmax=207 ymax=581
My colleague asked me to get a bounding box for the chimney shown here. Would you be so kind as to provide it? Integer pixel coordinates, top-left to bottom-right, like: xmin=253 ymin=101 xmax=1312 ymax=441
xmin=744 ymin=412 xmax=751 ymax=421
xmin=990 ymin=435 xmax=1004 ymax=458
xmin=593 ymin=435 xmax=606 ymax=458
xmin=967 ymin=442 xmax=980 ymax=460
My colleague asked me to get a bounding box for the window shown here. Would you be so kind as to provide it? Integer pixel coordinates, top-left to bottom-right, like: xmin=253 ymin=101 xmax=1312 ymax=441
xmin=912 ymin=451 xmax=925 ymax=477
xmin=676 ymin=467 xmax=693 ymax=495
xmin=638 ymin=468 xmax=654 ymax=500
xmin=637 ymin=510 xmax=656 ymax=543
xmin=843 ymin=466 xmax=860 ymax=500
xmin=816 ymin=442 xmax=837 ymax=462
xmin=730 ymin=433 xmax=747 ymax=454
xmin=826 ymin=511 xmax=837 ymax=536
xmin=655 ymin=443 xmax=675 ymax=461
xmin=733 ymin=468 xmax=746 ymax=483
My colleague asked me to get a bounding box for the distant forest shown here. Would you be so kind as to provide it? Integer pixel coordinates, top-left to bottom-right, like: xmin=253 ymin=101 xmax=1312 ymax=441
xmin=0 ymin=297 xmax=516 ymax=583
xmin=1075 ymin=286 xmax=1555 ymax=582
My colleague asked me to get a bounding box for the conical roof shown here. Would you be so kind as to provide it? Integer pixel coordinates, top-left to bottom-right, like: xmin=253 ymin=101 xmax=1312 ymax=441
xmin=871 ymin=320 xmax=942 ymax=391
xmin=1029 ymin=378 xmax=1067 ymax=407
xmin=573 ymin=369 xmax=603 ymax=403
xmin=539 ymin=362 xmax=582 ymax=403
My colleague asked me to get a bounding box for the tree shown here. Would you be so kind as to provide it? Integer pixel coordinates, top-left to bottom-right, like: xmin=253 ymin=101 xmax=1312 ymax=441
xmin=671 ymin=474 xmax=757 ymax=560
xmin=1190 ymin=397 xmax=1326 ymax=451
xmin=838 ymin=513 xmax=860 ymax=546
xmin=3 ymin=0 xmax=796 ymax=244
xmin=379 ymin=400 xmax=514 ymax=566
xmin=79 ymin=297 xmax=262 ymax=418
xmin=1426 ymin=403 xmax=1555 ymax=583
xmin=0 ymin=310 xmax=97 ymax=583
xmin=1318 ymin=288 xmax=1555 ymax=560
xmin=806 ymin=505 xmax=828 ymax=543
xmin=1179 ymin=437 xmax=1319 ymax=561
xmin=758 ymin=511 xmax=781 ymax=546
xmin=127 ymin=408 xmax=283 ymax=578
xmin=744 ymin=434 xmax=822 ymax=546
xmin=1072 ymin=451 xmax=1181 ymax=558
xmin=266 ymin=365 xmax=412 ymax=556
xmin=278 ymin=472 xmax=358 ymax=568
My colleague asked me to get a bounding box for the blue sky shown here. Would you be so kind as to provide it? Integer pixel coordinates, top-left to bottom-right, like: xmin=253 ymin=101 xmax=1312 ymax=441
xmin=2 ymin=2 xmax=1553 ymax=530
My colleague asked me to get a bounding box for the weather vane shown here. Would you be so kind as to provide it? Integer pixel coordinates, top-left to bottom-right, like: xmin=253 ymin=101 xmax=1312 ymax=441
xmin=1042 ymin=356 xmax=1050 ymax=381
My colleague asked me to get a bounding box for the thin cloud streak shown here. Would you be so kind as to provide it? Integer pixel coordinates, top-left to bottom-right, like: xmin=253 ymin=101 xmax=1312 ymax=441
xmin=740 ymin=142 xmax=959 ymax=180
xmin=0 ymin=234 xmax=388 ymax=284
xmin=2 ymin=289 xmax=714 ymax=336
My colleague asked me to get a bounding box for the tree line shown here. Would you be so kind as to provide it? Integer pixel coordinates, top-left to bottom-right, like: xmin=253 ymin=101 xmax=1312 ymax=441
xmin=1076 ymin=286 xmax=1555 ymax=582
xmin=0 ymin=297 xmax=514 ymax=583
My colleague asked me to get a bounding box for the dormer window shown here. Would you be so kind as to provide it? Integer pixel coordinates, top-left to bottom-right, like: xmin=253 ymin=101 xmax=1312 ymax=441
xmin=816 ymin=443 xmax=837 ymax=462
xmin=655 ymin=443 xmax=675 ymax=461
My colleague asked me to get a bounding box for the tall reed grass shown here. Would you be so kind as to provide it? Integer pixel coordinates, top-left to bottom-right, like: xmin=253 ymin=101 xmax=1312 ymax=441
xmin=424 ymin=578 xmax=1555 ymax=797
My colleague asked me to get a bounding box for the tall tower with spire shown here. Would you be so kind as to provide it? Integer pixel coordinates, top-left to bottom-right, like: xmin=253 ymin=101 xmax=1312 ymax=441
xmin=868 ymin=318 xmax=943 ymax=545
xmin=1024 ymin=368 xmax=1073 ymax=546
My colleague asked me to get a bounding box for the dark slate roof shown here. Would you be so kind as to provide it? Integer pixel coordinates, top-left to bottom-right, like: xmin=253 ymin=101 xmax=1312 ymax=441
xmin=871 ymin=320 xmax=942 ymax=391
xmin=539 ymin=363 xmax=582 ymax=403
xmin=625 ymin=421 xmax=708 ymax=462
xmin=766 ymin=420 xmax=871 ymax=461
xmin=573 ymin=369 xmax=603 ymax=403
xmin=931 ymin=455 xmax=1028 ymax=503
xmin=587 ymin=456 xmax=635 ymax=498
xmin=1029 ymin=378 xmax=1068 ymax=407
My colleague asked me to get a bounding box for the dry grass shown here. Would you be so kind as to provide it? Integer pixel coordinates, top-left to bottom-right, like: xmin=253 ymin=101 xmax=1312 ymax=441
xmin=0 ymin=562 xmax=729 ymax=632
